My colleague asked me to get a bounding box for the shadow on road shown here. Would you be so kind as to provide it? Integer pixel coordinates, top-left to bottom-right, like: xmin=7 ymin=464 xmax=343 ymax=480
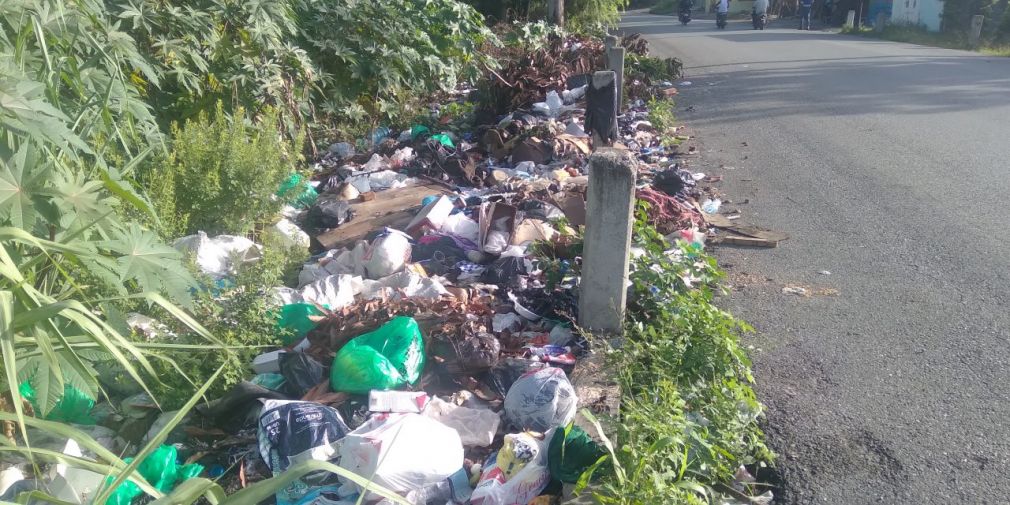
xmin=680 ymin=57 xmax=1010 ymax=119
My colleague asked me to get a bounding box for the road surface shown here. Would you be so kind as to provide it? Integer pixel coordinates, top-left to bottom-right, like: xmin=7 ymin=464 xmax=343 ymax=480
xmin=621 ymin=11 xmax=1010 ymax=505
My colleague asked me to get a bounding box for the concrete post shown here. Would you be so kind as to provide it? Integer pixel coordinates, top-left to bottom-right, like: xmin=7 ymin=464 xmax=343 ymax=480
xmin=874 ymin=11 xmax=886 ymax=32
xmin=547 ymin=0 xmax=564 ymax=26
xmin=604 ymin=34 xmax=618 ymax=51
xmin=606 ymin=46 xmax=625 ymax=112
xmin=970 ymin=15 xmax=984 ymax=46
xmin=579 ymin=149 xmax=637 ymax=335
xmin=845 ymin=9 xmax=856 ymax=28
xmin=586 ymin=71 xmax=617 ymax=148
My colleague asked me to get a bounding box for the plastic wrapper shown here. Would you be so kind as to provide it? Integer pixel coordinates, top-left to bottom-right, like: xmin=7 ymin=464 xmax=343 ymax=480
xmin=330 ymin=316 xmax=425 ymax=393
xmin=469 ymin=431 xmax=551 ymax=505
xmin=423 ymin=397 xmax=501 ymax=448
xmin=504 ymin=367 xmax=578 ymax=432
xmin=337 ymin=413 xmax=463 ymax=497
xmin=257 ymin=400 xmax=351 ymax=505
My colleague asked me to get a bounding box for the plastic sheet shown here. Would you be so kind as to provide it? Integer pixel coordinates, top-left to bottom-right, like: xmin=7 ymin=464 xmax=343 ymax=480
xmin=337 ymin=413 xmax=463 ymax=497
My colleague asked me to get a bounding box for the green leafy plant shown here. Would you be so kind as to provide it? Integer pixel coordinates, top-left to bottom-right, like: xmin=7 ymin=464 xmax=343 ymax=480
xmin=140 ymin=104 xmax=301 ymax=238
xmin=646 ymin=97 xmax=678 ymax=136
xmin=137 ymin=235 xmax=307 ymax=409
xmin=296 ymin=0 xmax=495 ymax=132
xmin=587 ymin=210 xmax=772 ymax=503
xmin=465 ymin=0 xmax=630 ymax=33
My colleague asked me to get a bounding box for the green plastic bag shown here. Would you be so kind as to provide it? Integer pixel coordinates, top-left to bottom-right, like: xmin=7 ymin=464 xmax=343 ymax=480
xmin=277 ymin=173 xmax=318 ymax=209
xmin=276 ymin=302 xmax=325 ymax=344
xmin=429 ymin=133 xmax=455 ymax=149
xmin=548 ymin=424 xmax=607 ymax=483
xmin=18 ymin=381 xmax=96 ymax=425
xmin=330 ymin=316 xmax=425 ymax=393
xmin=250 ymin=373 xmax=287 ymax=391
xmin=107 ymin=445 xmax=204 ymax=505
xmin=410 ymin=124 xmax=430 ymax=140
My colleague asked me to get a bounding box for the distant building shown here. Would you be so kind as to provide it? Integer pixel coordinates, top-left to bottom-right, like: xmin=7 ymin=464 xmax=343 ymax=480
xmin=891 ymin=0 xmax=944 ymax=31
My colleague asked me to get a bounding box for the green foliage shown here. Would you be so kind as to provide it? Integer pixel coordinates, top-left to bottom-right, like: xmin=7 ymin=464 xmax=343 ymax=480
xmin=589 ymin=211 xmax=772 ymax=503
xmin=139 ymin=237 xmax=306 ymax=409
xmin=465 ymin=0 xmax=629 ymax=32
xmin=141 ymin=104 xmax=301 ymax=238
xmin=567 ymin=0 xmax=631 ymax=32
xmin=628 ymin=54 xmax=684 ymax=84
xmin=846 ymin=23 xmax=1010 ymax=55
xmin=109 ymin=0 xmax=314 ymax=132
xmin=501 ymin=20 xmax=567 ymax=50
xmin=650 ymin=0 xmax=678 ymax=14
xmin=0 ymin=0 xmax=162 ymax=158
xmin=295 ymin=0 xmax=495 ymax=129
xmin=646 ymin=98 xmax=678 ymax=135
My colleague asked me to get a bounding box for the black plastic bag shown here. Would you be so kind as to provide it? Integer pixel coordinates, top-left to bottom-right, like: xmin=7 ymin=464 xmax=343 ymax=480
xmin=481 ymin=256 xmax=529 ymax=286
xmin=279 ymin=352 xmax=326 ymax=398
xmin=653 ymin=169 xmax=686 ymax=196
xmin=197 ymin=382 xmax=288 ymax=434
xmin=519 ymin=200 xmax=565 ymax=221
xmin=458 ymin=332 xmax=501 ymax=372
xmin=306 ymin=195 xmax=354 ymax=230
xmin=257 ymin=400 xmax=351 ymax=503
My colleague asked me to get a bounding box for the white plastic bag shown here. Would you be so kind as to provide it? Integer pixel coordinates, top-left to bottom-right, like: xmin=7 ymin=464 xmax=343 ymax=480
xmin=504 ymin=367 xmax=577 ymax=432
xmin=440 ymin=213 xmax=480 ymax=242
xmin=271 ymin=218 xmax=310 ymax=250
xmin=364 ymin=230 xmax=412 ymax=279
xmin=300 ymin=274 xmax=361 ymax=309
xmin=484 ymin=230 xmax=509 ymax=254
xmin=422 ymin=397 xmax=501 ymax=447
xmin=469 ymin=431 xmax=552 ymax=505
xmin=172 ymin=232 xmax=262 ymax=278
xmin=365 ymin=270 xmax=448 ymax=300
xmin=337 ymin=413 xmax=463 ymax=497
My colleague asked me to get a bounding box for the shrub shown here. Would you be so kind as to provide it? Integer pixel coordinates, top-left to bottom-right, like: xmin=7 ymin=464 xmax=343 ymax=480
xmin=141 ymin=104 xmax=302 ymax=238
xmin=136 ymin=237 xmax=308 ymax=409
xmin=296 ymin=0 xmax=495 ymax=129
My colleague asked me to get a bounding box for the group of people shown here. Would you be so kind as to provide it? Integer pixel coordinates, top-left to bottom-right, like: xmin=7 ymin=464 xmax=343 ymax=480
xmin=677 ymin=0 xmax=821 ymax=30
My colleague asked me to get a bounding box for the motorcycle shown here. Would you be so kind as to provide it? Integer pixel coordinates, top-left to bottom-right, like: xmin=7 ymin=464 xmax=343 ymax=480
xmin=751 ymin=8 xmax=767 ymax=29
xmin=678 ymin=7 xmax=692 ymax=24
xmin=716 ymin=11 xmax=727 ymax=28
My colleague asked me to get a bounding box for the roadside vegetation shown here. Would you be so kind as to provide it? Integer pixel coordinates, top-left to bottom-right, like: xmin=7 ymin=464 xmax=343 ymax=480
xmin=843 ymin=24 xmax=1010 ymax=56
xmin=0 ymin=0 xmax=771 ymax=502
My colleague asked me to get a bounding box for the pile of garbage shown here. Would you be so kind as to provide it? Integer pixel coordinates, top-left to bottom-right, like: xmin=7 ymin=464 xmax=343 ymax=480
xmin=0 ymin=34 xmax=754 ymax=505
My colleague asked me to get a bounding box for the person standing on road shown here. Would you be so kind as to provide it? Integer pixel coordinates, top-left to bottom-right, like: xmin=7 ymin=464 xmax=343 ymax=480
xmin=798 ymin=0 xmax=813 ymax=29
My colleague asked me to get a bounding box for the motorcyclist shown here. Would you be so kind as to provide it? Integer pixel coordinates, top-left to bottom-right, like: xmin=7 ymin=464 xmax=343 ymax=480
xmin=679 ymin=0 xmax=695 ymax=23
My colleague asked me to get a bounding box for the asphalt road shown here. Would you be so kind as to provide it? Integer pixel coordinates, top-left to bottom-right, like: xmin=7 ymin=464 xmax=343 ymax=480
xmin=621 ymin=10 xmax=1010 ymax=505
